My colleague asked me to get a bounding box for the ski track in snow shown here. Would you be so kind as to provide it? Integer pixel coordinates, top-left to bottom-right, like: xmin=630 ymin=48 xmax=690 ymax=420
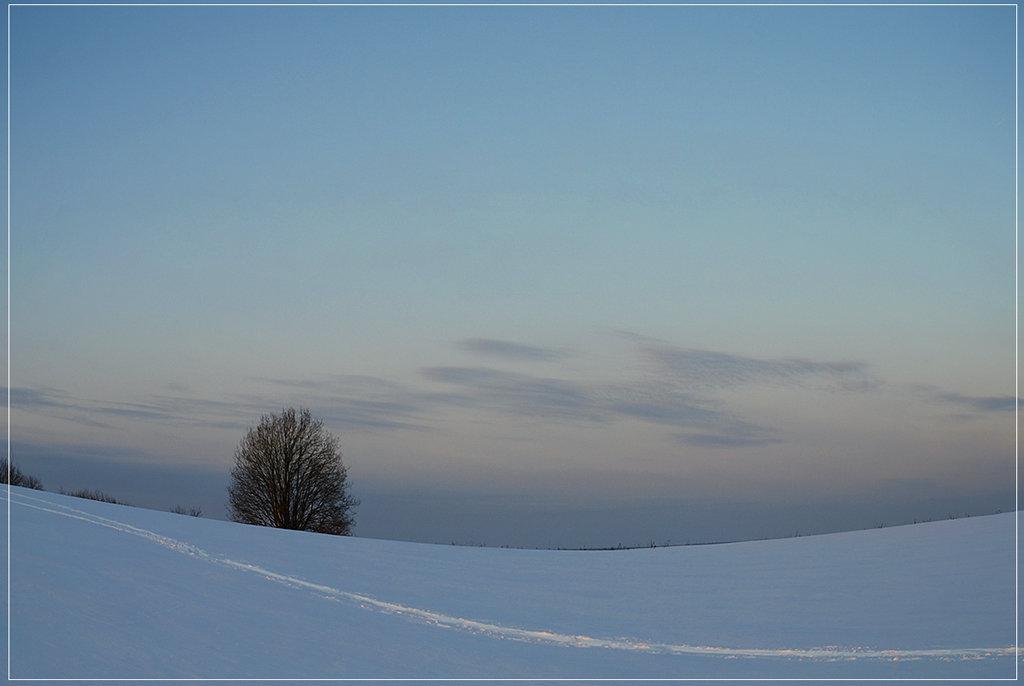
xmin=8 ymin=490 xmax=1018 ymax=663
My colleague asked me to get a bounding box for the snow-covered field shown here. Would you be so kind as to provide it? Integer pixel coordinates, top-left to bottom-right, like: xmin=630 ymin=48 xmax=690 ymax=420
xmin=3 ymin=485 xmax=1018 ymax=680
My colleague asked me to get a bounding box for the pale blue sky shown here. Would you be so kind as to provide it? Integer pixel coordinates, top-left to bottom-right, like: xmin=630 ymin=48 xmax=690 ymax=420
xmin=9 ymin=4 xmax=1018 ymax=547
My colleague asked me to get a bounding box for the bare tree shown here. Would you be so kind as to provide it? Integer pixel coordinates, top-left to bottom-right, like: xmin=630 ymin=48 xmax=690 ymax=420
xmin=227 ymin=408 xmax=358 ymax=535
xmin=1 ymin=459 xmax=44 ymax=490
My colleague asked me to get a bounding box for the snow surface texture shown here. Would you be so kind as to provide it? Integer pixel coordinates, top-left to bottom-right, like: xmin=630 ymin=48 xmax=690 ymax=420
xmin=4 ymin=486 xmax=1018 ymax=680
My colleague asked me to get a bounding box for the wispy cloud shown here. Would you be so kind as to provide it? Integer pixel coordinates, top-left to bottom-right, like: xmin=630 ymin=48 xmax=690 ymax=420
xmin=8 ymin=385 xmax=260 ymax=431
xmin=421 ymin=367 xmax=603 ymax=421
xmin=592 ymin=380 xmax=723 ymax=429
xmin=677 ymin=432 xmax=784 ymax=448
xmin=10 ymin=337 xmax=921 ymax=452
xmin=9 ymin=386 xmax=79 ymax=412
xmin=9 ymin=386 xmax=187 ymax=428
xmin=420 ymin=365 xmax=779 ymax=447
xmin=911 ymin=385 xmax=1019 ymax=414
xmin=238 ymin=375 xmax=434 ymax=432
xmin=637 ymin=341 xmax=876 ymax=393
xmin=258 ymin=374 xmax=411 ymax=395
xmin=419 ymin=334 xmax=893 ymax=447
xmin=9 ymin=379 xmax=427 ymax=435
xmin=934 ymin=392 xmax=1017 ymax=413
xmin=455 ymin=338 xmax=570 ymax=362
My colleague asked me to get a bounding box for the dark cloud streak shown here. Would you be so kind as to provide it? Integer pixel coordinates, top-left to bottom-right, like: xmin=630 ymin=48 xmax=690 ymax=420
xmin=678 ymin=432 xmax=784 ymax=448
xmin=420 ymin=366 xmax=779 ymax=447
xmin=456 ymin=338 xmax=569 ymax=362
xmin=913 ymin=385 xmax=1020 ymax=413
xmin=12 ymin=338 xmax=948 ymax=453
xmin=421 ymin=366 xmax=603 ymax=421
xmin=639 ymin=343 xmax=876 ymax=392
xmin=8 ymin=382 xmax=424 ymax=435
xmin=6 ymin=341 xmax=863 ymax=448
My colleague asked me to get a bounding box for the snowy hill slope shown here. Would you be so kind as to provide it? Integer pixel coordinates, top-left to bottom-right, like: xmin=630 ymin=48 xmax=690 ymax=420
xmin=3 ymin=486 xmax=1017 ymax=680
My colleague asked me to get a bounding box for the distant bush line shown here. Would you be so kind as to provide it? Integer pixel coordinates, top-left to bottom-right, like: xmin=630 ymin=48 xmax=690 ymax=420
xmin=59 ymin=488 xmax=131 ymax=505
xmin=1 ymin=459 xmax=45 ymax=490
xmin=2 ymin=459 xmax=202 ymax=516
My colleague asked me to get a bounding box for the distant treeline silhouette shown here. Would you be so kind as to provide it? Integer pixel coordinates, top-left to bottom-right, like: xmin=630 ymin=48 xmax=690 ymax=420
xmin=1 ymin=459 xmax=44 ymax=490
xmin=3 ymin=455 xmax=1011 ymax=547
xmin=3 ymin=458 xmax=201 ymax=516
xmin=58 ymin=488 xmax=130 ymax=505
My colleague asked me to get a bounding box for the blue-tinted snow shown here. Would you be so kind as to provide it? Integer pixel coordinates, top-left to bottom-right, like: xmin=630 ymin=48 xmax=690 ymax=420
xmin=4 ymin=486 xmax=1017 ymax=680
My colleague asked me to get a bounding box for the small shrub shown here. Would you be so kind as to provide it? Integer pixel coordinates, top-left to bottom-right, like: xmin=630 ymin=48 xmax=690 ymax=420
xmin=170 ymin=504 xmax=203 ymax=517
